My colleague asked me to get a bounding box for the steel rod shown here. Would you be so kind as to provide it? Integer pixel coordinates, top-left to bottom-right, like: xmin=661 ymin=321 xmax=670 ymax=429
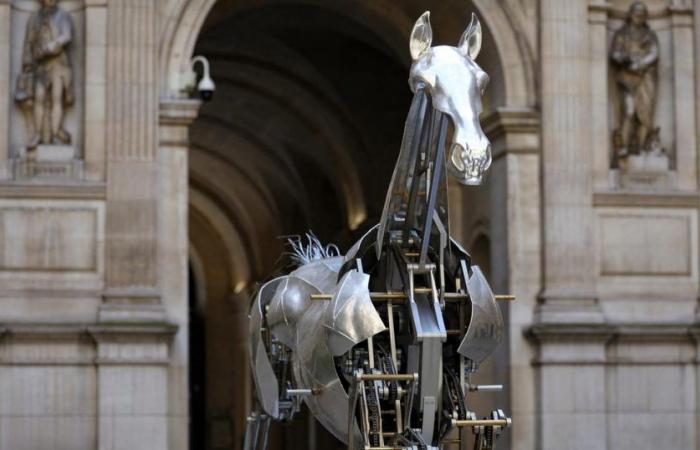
xmin=452 ymin=418 xmax=511 ymax=427
xmin=309 ymin=293 xmax=515 ymax=301
xmin=356 ymin=373 xmax=418 ymax=382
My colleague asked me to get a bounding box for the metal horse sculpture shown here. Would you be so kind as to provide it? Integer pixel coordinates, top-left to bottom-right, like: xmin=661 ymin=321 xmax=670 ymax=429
xmin=246 ymin=11 xmax=510 ymax=450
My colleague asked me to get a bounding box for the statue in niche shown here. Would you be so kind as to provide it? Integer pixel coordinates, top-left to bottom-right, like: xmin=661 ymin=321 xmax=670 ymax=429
xmin=610 ymin=1 xmax=662 ymax=165
xmin=14 ymin=0 xmax=74 ymax=151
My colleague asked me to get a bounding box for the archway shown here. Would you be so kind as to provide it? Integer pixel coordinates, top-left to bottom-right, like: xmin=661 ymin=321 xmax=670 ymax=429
xmin=170 ymin=1 xmax=534 ymax=449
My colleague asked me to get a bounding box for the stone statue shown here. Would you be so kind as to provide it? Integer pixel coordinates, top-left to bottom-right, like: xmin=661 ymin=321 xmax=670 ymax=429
xmin=610 ymin=1 xmax=659 ymax=161
xmin=14 ymin=0 xmax=74 ymax=150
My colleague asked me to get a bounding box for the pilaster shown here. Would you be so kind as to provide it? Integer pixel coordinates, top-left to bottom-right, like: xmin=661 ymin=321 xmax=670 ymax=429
xmin=159 ymin=97 xmax=201 ymax=450
xmin=103 ymin=0 xmax=161 ymax=321
xmin=483 ymin=106 xmax=541 ymax=450
xmin=538 ymin=0 xmax=602 ymax=323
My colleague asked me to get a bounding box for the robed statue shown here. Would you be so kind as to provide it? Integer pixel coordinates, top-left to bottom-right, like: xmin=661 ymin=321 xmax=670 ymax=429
xmin=15 ymin=0 xmax=74 ymax=150
xmin=610 ymin=1 xmax=659 ymax=161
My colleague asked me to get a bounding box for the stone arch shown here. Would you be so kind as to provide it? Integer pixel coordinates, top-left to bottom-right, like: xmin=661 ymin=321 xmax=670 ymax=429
xmin=160 ymin=0 xmax=410 ymax=96
xmin=159 ymin=2 xmax=537 ymax=448
xmin=471 ymin=0 xmax=536 ymax=107
xmin=160 ymin=0 xmax=536 ymax=108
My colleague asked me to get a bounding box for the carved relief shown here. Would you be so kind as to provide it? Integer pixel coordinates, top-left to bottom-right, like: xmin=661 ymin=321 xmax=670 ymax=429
xmin=610 ymin=1 xmax=666 ymax=171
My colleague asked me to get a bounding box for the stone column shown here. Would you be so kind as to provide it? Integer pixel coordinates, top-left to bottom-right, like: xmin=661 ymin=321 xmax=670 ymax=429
xmin=98 ymin=1 xmax=174 ymax=449
xmin=159 ymin=98 xmax=201 ymax=450
xmin=0 ymin=0 xmax=10 ymax=179
xmin=483 ymin=107 xmax=541 ymax=450
xmin=101 ymin=0 xmax=162 ymax=321
xmin=538 ymin=0 xmax=601 ymax=323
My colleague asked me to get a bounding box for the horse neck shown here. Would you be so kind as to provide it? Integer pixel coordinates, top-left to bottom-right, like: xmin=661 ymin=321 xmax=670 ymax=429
xmin=376 ymin=90 xmax=450 ymax=260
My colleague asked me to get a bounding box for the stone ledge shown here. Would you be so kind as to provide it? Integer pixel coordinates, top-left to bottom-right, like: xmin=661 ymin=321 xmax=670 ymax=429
xmin=0 ymin=322 xmax=178 ymax=365
xmin=0 ymin=182 xmax=107 ymax=200
xmin=527 ymin=322 xmax=699 ymax=341
xmin=100 ymin=288 xmax=167 ymax=323
xmin=0 ymin=322 xmax=177 ymax=339
xmin=588 ymin=2 xmax=691 ymax=18
xmin=527 ymin=322 xmax=700 ymax=364
xmin=593 ymin=190 xmax=698 ymax=208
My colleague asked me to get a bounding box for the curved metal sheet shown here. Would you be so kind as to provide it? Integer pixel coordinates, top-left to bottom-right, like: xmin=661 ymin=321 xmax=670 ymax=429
xmin=293 ymin=299 xmax=362 ymax=444
xmin=266 ymin=257 xmax=343 ymax=349
xmin=323 ymin=270 xmax=386 ymax=356
xmin=249 ymin=277 xmax=285 ymax=418
xmin=343 ymin=224 xmax=378 ymax=266
xmin=457 ymin=265 xmax=504 ymax=364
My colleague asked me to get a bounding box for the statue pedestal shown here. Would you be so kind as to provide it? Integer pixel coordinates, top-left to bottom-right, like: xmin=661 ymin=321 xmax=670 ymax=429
xmin=618 ymin=153 xmax=671 ymax=190
xmin=33 ymin=144 xmax=75 ymax=162
xmin=12 ymin=145 xmax=83 ymax=181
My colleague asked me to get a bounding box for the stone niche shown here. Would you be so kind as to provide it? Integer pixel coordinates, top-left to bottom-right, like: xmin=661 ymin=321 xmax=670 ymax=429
xmin=589 ymin=0 xmax=696 ymax=192
xmin=8 ymin=0 xmax=85 ymax=181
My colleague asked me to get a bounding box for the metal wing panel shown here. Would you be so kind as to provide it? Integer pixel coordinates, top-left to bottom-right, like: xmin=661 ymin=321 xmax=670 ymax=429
xmin=323 ymin=270 xmax=386 ymax=356
xmin=293 ymin=256 xmax=344 ymax=288
xmin=266 ymin=276 xmax=319 ymax=349
xmin=293 ymin=300 xmax=362 ymax=444
xmin=457 ymin=265 xmax=504 ymax=364
xmin=248 ymin=277 xmax=284 ymax=418
xmin=266 ymin=257 xmax=343 ymax=349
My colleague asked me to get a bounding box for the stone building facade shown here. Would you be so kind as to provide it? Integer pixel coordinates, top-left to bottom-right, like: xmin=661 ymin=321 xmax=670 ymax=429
xmin=0 ymin=0 xmax=699 ymax=449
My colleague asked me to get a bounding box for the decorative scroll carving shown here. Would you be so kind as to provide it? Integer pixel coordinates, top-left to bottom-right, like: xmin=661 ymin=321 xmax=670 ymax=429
xmin=610 ymin=1 xmax=665 ymax=170
xmin=14 ymin=0 xmax=74 ymax=151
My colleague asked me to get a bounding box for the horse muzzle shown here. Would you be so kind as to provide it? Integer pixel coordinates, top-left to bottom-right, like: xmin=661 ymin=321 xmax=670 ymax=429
xmin=447 ymin=142 xmax=492 ymax=185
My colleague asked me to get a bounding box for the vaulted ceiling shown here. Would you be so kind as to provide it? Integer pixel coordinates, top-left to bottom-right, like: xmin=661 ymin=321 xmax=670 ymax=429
xmin=188 ymin=0 xmax=505 ymax=291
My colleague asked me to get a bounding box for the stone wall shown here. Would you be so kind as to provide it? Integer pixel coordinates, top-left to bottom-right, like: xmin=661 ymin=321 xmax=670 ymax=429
xmin=0 ymin=0 xmax=698 ymax=449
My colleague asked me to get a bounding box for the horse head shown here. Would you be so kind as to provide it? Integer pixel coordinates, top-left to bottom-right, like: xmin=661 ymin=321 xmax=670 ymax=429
xmin=408 ymin=11 xmax=491 ymax=185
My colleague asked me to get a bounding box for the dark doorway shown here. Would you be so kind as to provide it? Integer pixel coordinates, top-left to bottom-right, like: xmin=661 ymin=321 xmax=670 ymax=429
xmin=189 ymin=266 xmax=207 ymax=449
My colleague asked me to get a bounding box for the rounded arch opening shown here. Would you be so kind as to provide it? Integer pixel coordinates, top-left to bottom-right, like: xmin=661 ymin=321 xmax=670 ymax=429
xmin=173 ymin=2 xmax=529 ymax=449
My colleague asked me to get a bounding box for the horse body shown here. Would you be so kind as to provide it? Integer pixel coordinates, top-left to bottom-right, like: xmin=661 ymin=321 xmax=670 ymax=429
xmin=246 ymin=11 xmax=509 ymax=450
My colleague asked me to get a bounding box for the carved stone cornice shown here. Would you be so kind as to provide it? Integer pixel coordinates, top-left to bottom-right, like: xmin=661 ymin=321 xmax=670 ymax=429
xmin=159 ymin=98 xmax=202 ymax=147
xmin=481 ymin=107 xmax=539 ymax=161
xmin=159 ymin=98 xmax=202 ymax=127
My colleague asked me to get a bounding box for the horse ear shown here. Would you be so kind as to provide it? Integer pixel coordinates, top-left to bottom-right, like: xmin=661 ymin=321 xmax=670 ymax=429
xmin=410 ymin=11 xmax=432 ymax=60
xmin=459 ymin=13 xmax=482 ymax=59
